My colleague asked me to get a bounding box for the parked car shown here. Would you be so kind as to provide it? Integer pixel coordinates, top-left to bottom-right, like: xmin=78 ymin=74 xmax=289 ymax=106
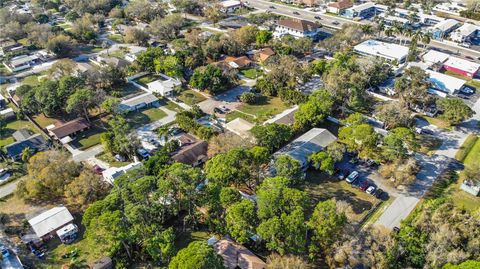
xmin=358 ymin=180 xmax=370 ymax=191
xmin=460 ymin=86 xmax=475 ymax=94
xmin=137 ymin=148 xmax=150 ymax=159
xmin=332 ymin=21 xmax=340 ymax=25
xmin=421 ymin=128 xmax=435 ymax=135
xmin=460 ymin=42 xmax=471 ymax=48
xmin=1 ymin=245 xmax=9 ymax=258
xmin=365 ymin=159 xmax=377 ymax=167
xmin=346 ymin=171 xmax=359 ymax=183
xmin=366 ymin=185 xmax=376 ymax=195
xmin=269 ymin=5 xmax=275 ymax=9
xmin=221 ymin=106 xmax=230 ymax=112
xmin=213 ymin=107 xmax=224 ymax=114
xmin=93 ymin=165 xmax=104 ymax=175
xmin=170 ymin=127 xmax=184 ymax=135
xmin=374 ymin=188 xmax=385 ymax=199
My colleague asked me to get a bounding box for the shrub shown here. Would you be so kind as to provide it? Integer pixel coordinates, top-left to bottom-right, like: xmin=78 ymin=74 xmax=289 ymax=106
xmin=240 ymin=92 xmax=258 ymax=104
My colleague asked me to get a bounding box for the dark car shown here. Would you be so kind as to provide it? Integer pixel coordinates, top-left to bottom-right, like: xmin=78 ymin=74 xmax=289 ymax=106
xmin=314 ymin=15 xmax=322 ymax=20
xmin=332 ymin=21 xmax=340 ymax=25
xmin=374 ymin=188 xmax=384 ymax=199
xmin=358 ymin=180 xmax=370 ymax=191
xmin=213 ymin=107 xmax=224 ymax=114
xmin=293 ymin=11 xmax=300 ymax=15
xmin=269 ymin=5 xmax=275 ymax=9
xmin=421 ymin=128 xmax=435 ymax=135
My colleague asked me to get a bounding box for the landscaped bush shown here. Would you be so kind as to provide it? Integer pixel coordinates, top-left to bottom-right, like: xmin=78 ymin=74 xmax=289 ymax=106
xmin=455 ymin=134 xmax=478 ymax=162
xmin=240 ymin=92 xmax=258 ymax=104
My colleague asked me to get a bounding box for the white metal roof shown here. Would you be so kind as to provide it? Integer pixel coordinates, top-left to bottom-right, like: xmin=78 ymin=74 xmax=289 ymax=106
xmin=28 ymin=206 xmax=73 ymax=238
xmin=221 ymin=0 xmax=241 ymax=8
xmin=422 ymin=50 xmax=450 ymax=64
xmin=348 ymin=2 xmax=375 ymax=12
xmin=426 ymin=70 xmax=465 ymax=94
xmin=432 ymin=19 xmax=459 ymax=32
xmin=444 ymin=56 xmax=480 ymax=75
xmin=452 ymin=23 xmax=479 ymax=38
xmin=354 ymin=40 xmax=409 ymax=62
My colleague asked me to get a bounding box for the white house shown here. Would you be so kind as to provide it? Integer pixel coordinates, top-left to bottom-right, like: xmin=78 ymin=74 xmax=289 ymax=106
xmin=102 ymin=162 xmax=143 ymax=183
xmin=426 ymin=70 xmax=466 ymax=96
xmin=28 ymin=206 xmax=74 ymax=240
xmin=220 ymin=0 xmax=243 ymax=13
xmin=273 ymin=18 xmax=321 ymax=39
xmin=0 ymin=108 xmax=15 ymax=120
xmin=354 ymin=39 xmax=409 ymax=64
xmin=146 ymin=75 xmax=182 ymax=97
xmin=450 ymin=23 xmax=480 ymax=43
xmin=119 ymin=92 xmax=159 ymax=112
xmin=4 ymin=55 xmax=38 ymax=72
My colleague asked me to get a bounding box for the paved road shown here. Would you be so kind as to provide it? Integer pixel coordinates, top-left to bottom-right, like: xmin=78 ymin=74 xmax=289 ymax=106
xmin=249 ymin=0 xmax=480 ymax=58
xmin=0 ymin=180 xmax=19 ymax=199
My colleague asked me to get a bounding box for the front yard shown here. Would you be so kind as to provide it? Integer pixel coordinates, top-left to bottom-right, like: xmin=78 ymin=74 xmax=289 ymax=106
xmin=233 ymin=96 xmax=289 ymax=124
xmin=239 ymin=68 xmax=264 ymax=79
xmin=126 ymin=107 xmax=168 ymax=128
xmin=302 ymin=170 xmax=380 ymax=223
xmin=107 ymin=34 xmax=124 ymax=43
xmin=177 ymin=90 xmax=206 ymax=105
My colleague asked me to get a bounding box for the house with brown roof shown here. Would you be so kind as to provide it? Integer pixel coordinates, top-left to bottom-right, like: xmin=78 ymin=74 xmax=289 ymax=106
xmin=255 ymin=48 xmax=275 ymax=63
xmin=211 ymin=238 xmax=266 ymax=269
xmin=327 ymin=0 xmax=353 ymax=14
xmin=48 ymin=118 xmax=91 ymax=144
xmin=214 ymin=56 xmax=253 ymax=71
xmin=273 ymin=18 xmax=321 ymax=39
xmin=172 ymin=134 xmax=208 ymax=166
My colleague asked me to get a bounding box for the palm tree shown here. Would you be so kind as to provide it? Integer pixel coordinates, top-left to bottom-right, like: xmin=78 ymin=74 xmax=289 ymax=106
xmin=157 ymin=125 xmax=172 ymax=143
xmin=421 ymin=32 xmax=432 ymax=48
xmin=403 ymin=28 xmax=413 ymax=46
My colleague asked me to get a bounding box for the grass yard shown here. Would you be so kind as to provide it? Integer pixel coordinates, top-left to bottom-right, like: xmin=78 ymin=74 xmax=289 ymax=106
xmin=177 ymin=90 xmax=206 ymax=105
xmin=0 ymin=119 xmax=38 ymax=147
xmin=240 ymin=68 xmax=264 ymax=79
xmin=446 ymin=173 xmax=480 ymax=212
xmin=417 ymin=115 xmax=452 ymax=130
xmin=107 ymin=34 xmax=124 ymax=43
xmin=303 ymin=170 xmax=380 ymax=223
xmin=463 ymin=136 xmax=480 ymax=167
xmin=21 ymin=74 xmax=44 ymax=86
xmin=126 ymin=107 xmax=168 ymax=128
xmin=135 ymin=74 xmax=163 ymax=88
xmin=113 ymin=83 xmax=143 ymax=98
xmin=455 ymin=134 xmax=478 ymax=162
xmin=32 ymin=114 xmax=58 ymax=128
xmin=236 ymin=96 xmax=289 ymax=123
xmin=71 ymin=125 xmax=106 ymax=150
xmin=225 ymin=110 xmax=256 ymax=124
xmin=416 ymin=134 xmax=443 ymax=156
xmin=96 ymin=152 xmax=130 ymax=167
xmin=159 ymin=99 xmax=184 ymax=113
xmin=175 ymin=230 xmax=211 ymax=252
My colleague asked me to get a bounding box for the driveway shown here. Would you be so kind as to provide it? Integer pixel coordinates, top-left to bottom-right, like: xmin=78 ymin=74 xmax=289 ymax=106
xmin=197 ymin=79 xmax=255 ymax=115
xmin=0 ymin=180 xmax=19 ymax=199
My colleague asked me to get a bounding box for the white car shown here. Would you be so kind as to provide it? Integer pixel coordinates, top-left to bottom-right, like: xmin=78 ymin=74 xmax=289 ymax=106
xmin=366 ymin=186 xmax=376 ymax=195
xmin=346 ymin=171 xmax=359 ymax=183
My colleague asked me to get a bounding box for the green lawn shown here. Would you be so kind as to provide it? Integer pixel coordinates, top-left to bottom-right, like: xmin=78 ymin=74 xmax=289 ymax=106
xmin=455 ymin=134 xmax=478 ymax=162
xmin=162 ymin=100 xmax=184 ymax=113
xmin=107 ymin=34 xmax=124 ymax=43
xmin=96 ymin=152 xmax=130 ymax=167
xmin=443 ymin=70 xmax=480 ymax=90
xmin=112 ymin=83 xmax=143 ymax=98
xmin=302 ymin=170 xmax=380 ymax=223
xmin=240 ymin=68 xmax=264 ymax=79
xmin=21 ymin=74 xmax=46 ymax=87
xmin=0 ymin=119 xmax=38 ymax=147
xmin=463 ymin=137 xmax=480 ymax=167
xmin=126 ymin=107 xmax=168 ymax=128
xmin=446 ymin=173 xmax=480 ymax=212
xmin=236 ymin=96 xmax=289 ymax=123
xmin=175 ymin=230 xmax=211 ymax=252
xmin=177 ymin=90 xmax=206 ymax=105
xmin=71 ymin=124 xmax=106 ymax=150
xmin=32 ymin=114 xmax=58 ymax=128
xmin=135 ymin=75 xmax=162 ymax=88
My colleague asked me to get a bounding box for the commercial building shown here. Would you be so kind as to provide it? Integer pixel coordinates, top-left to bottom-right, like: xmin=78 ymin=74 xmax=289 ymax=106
xmin=426 ymin=70 xmax=466 ymax=96
xmin=274 ymin=128 xmax=337 ymax=171
xmin=220 ymin=0 xmax=243 ymax=13
xmin=443 ymin=56 xmax=480 ymax=79
xmin=353 ymin=40 xmax=409 ymax=64
xmin=450 ymin=23 xmax=480 ymax=43
xmin=28 ymin=206 xmax=74 ymax=240
xmin=273 ymin=18 xmax=321 ymax=39
xmin=119 ymin=92 xmax=159 ymax=112
xmin=429 ymin=19 xmax=460 ymax=40
xmin=342 ymin=2 xmax=380 ymax=19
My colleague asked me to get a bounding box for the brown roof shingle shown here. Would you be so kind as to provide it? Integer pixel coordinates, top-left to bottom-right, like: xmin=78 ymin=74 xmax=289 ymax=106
xmin=50 ymin=118 xmax=90 ymax=139
xmin=277 ymin=18 xmax=318 ymax=32
xmin=172 ymin=140 xmax=208 ymax=165
xmin=214 ymin=238 xmax=266 ymax=269
xmin=328 ymin=0 xmax=353 ymax=9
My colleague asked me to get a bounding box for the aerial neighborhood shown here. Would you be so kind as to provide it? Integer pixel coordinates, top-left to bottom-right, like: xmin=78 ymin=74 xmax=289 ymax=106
xmin=1 ymin=0 xmax=480 ymax=268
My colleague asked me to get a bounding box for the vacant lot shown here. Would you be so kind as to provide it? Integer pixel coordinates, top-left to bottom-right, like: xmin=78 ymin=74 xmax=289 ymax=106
xmin=126 ymin=107 xmax=168 ymax=128
xmin=302 ymin=170 xmax=380 ymax=223
xmin=455 ymin=134 xmax=478 ymax=162
xmin=416 ymin=115 xmax=452 ymax=130
xmin=177 ymin=90 xmax=206 ymax=105
xmin=235 ymin=96 xmax=289 ymax=124
xmin=463 ymin=136 xmax=480 ymax=166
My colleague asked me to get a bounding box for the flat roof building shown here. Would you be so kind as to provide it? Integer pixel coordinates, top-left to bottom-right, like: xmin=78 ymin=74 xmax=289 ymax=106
xmin=28 ymin=206 xmax=74 ymax=239
xmin=102 ymin=162 xmax=143 ymax=183
xmin=430 ymin=19 xmax=460 ymax=40
xmin=443 ymin=56 xmax=480 ymax=79
xmin=422 ymin=50 xmax=450 ymax=66
xmin=451 ymin=23 xmax=480 ymax=43
xmin=354 ymin=40 xmax=409 ymax=64
xmin=426 ymin=70 xmax=466 ymax=96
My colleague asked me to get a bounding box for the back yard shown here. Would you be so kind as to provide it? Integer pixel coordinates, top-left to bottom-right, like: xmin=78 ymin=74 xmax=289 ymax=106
xmin=177 ymin=90 xmax=206 ymax=105
xmin=228 ymin=96 xmax=289 ymax=124
xmin=126 ymin=107 xmax=168 ymax=128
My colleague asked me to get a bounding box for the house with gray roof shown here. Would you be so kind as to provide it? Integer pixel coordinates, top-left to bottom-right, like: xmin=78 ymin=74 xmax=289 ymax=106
xmin=119 ymin=92 xmax=159 ymax=112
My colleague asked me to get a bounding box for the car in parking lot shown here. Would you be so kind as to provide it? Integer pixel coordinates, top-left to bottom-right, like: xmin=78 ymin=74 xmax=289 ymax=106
xmin=460 ymin=86 xmax=475 ymax=95
xmin=374 ymin=188 xmax=385 ymax=199
xmin=346 ymin=171 xmax=359 ymax=183
xmin=358 ymin=180 xmax=370 ymax=191
xmin=137 ymin=148 xmax=150 ymax=160
xmin=1 ymin=245 xmax=9 ymax=258
xmin=366 ymin=185 xmax=376 ymax=194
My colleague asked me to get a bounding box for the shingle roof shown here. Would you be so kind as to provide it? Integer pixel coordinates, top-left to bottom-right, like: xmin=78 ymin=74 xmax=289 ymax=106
xmin=5 ymin=133 xmax=48 ymax=159
xmin=49 ymin=118 xmax=90 ymax=139
xmin=277 ymin=18 xmax=318 ymax=32
xmin=172 ymin=140 xmax=208 ymax=165
xmin=214 ymin=238 xmax=266 ymax=269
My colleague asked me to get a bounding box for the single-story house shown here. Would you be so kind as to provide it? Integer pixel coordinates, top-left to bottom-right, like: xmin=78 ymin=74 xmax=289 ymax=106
xmin=274 ymin=128 xmax=337 ymax=171
xmin=327 ymin=0 xmax=353 ymax=15
xmin=0 ymin=107 xmax=15 ymax=120
xmin=48 ymin=118 xmax=91 ymax=144
xmin=0 ymin=38 xmax=25 ymax=56
xmin=28 ymin=206 xmax=74 ymax=240
xmin=220 ymin=0 xmax=243 ymax=13
xmin=102 ymin=162 xmax=143 ymax=183
xmin=426 ymin=69 xmax=466 ymax=96
xmin=172 ymin=134 xmax=208 ymax=166
xmin=5 ymin=133 xmax=48 ymax=161
xmin=225 ymin=118 xmax=255 ymax=139
xmin=4 ymin=54 xmax=39 ymax=72
xmin=422 ymin=50 xmax=450 ymax=67
xmin=146 ymin=75 xmax=182 ymax=97
xmin=210 ymin=237 xmax=266 ymax=269
xmin=119 ymin=92 xmax=159 ymax=112
xmin=224 ymin=56 xmax=252 ymax=69
xmin=443 ymin=56 xmax=480 ymax=79
xmin=255 ymin=48 xmax=275 ymax=62
xmin=353 ymin=39 xmax=409 ymax=64
xmin=90 ymin=55 xmax=129 ymax=69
